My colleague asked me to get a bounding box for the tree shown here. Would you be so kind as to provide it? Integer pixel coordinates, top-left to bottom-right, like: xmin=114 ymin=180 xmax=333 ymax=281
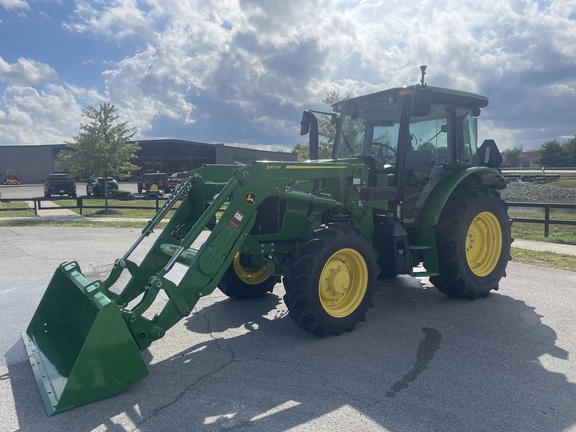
xmin=60 ymin=103 xmax=140 ymax=209
xmin=561 ymin=136 xmax=576 ymax=167
xmin=292 ymin=142 xmax=310 ymax=161
xmin=536 ymin=139 xmax=565 ymax=167
xmin=501 ymin=145 xmax=524 ymax=167
xmin=318 ymin=90 xmax=340 ymax=148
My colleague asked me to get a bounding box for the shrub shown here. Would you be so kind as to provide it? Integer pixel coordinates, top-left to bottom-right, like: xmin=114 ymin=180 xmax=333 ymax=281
xmin=108 ymin=189 xmax=135 ymax=200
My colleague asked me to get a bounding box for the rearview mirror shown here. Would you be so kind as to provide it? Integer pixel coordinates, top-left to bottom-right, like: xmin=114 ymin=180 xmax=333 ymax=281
xmin=300 ymin=110 xmax=319 ymax=159
xmin=300 ymin=111 xmax=311 ymax=136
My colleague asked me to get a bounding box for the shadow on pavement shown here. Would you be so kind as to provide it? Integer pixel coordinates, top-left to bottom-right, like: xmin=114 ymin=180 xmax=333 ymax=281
xmin=6 ymin=277 xmax=576 ymax=432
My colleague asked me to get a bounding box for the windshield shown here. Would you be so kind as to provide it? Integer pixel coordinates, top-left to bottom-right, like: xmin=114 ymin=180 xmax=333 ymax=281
xmin=334 ymin=93 xmax=403 ymax=163
xmin=408 ymin=104 xmax=448 ymax=158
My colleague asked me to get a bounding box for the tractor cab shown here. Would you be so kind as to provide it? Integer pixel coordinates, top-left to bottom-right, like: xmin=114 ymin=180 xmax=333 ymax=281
xmin=330 ymin=80 xmax=501 ymax=224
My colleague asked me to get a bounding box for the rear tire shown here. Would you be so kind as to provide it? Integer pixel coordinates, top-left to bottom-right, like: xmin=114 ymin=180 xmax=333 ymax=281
xmin=430 ymin=186 xmax=511 ymax=299
xmin=283 ymin=223 xmax=379 ymax=336
xmin=218 ymin=253 xmax=279 ymax=299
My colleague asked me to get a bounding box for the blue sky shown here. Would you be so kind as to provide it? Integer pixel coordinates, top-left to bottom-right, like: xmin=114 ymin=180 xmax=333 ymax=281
xmin=0 ymin=0 xmax=575 ymax=152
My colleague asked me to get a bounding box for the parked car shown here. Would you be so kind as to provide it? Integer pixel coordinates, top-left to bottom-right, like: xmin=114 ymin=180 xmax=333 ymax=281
xmin=168 ymin=171 xmax=188 ymax=191
xmin=43 ymin=173 xmax=77 ymax=198
xmin=86 ymin=177 xmax=119 ymax=196
xmin=138 ymin=172 xmax=170 ymax=193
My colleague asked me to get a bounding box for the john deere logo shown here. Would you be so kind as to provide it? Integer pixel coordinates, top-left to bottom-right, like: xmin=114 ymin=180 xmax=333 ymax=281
xmin=244 ymin=192 xmax=256 ymax=205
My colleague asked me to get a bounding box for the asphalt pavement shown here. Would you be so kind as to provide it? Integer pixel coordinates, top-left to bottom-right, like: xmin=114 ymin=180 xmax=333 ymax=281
xmin=1 ymin=187 xmax=575 ymax=431
xmin=1 ymin=225 xmax=576 ymax=432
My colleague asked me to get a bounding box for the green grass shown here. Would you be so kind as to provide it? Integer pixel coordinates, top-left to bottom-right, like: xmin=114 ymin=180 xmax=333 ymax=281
xmin=0 ymin=200 xmax=35 ymax=217
xmin=549 ymin=178 xmax=576 ymax=188
xmin=508 ymin=209 xmax=576 ymax=245
xmin=511 ymin=247 xmax=576 ymax=271
xmin=0 ymin=218 xmax=167 ymax=229
xmin=56 ymin=198 xmax=179 ymax=219
xmin=506 ymin=177 xmax=576 ymax=245
xmin=511 ymin=222 xmax=576 ymax=245
xmin=0 ymin=197 xmax=175 ymax=226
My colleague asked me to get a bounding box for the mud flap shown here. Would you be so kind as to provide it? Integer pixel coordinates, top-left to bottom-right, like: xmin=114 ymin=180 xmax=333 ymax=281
xmin=22 ymin=261 xmax=148 ymax=416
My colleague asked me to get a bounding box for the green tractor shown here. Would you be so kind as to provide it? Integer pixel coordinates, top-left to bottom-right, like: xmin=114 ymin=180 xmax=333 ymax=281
xmin=23 ymin=67 xmax=511 ymax=415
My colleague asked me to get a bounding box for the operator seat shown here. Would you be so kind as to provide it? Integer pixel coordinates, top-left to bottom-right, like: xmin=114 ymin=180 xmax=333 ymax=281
xmin=405 ymin=149 xmax=435 ymax=184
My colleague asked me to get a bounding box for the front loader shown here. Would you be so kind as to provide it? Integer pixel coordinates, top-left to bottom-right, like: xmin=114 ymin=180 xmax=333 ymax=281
xmin=23 ymin=67 xmax=511 ymax=415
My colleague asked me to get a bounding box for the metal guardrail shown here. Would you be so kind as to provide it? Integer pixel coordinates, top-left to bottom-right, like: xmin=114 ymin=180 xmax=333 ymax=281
xmin=0 ymin=196 xmax=172 ymax=216
xmin=507 ymin=202 xmax=576 ymax=238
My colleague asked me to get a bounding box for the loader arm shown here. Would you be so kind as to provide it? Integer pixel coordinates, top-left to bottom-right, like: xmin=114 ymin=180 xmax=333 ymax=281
xmin=23 ymin=160 xmax=366 ymax=415
xmin=116 ymin=161 xmax=365 ymax=349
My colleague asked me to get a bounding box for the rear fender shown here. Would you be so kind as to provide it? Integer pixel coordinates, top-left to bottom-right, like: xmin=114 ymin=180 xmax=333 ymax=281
xmin=419 ymin=167 xmax=506 ymax=228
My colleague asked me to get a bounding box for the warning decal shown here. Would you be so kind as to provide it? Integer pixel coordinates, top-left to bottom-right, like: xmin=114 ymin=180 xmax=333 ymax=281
xmin=227 ymin=211 xmax=244 ymax=231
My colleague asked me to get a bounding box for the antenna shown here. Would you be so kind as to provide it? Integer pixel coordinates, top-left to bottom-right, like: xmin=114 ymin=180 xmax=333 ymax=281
xmin=419 ymin=65 xmax=427 ymax=86
xmin=346 ymin=82 xmax=358 ymax=98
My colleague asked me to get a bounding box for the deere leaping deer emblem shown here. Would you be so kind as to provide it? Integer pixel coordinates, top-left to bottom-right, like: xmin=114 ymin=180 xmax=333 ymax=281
xmin=244 ymin=192 xmax=256 ymax=205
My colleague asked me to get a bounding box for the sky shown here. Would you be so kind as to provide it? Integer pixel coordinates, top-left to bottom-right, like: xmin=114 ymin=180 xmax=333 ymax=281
xmin=0 ymin=0 xmax=575 ymax=153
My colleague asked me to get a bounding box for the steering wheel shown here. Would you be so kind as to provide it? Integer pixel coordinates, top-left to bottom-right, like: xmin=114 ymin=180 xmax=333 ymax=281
xmin=369 ymin=142 xmax=397 ymax=164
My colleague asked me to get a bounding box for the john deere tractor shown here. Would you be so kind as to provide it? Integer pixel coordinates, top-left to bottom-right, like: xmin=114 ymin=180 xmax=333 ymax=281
xmin=23 ymin=67 xmax=511 ymax=415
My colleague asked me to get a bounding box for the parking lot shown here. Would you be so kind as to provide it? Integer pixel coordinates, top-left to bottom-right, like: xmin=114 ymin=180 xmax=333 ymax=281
xmin=1 ymin=225 xmax=575 ymax=431
xmin=0 ymin=182 xmax=141 ymax=200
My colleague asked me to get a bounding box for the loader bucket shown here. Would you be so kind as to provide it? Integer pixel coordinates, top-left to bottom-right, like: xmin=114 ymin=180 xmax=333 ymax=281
xmin=22 ymin=261 xmax=148 ymax=416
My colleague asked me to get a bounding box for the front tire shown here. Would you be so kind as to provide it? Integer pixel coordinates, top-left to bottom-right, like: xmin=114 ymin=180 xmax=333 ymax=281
xmin=430 ymin=186 xmax=511 ymax=299
xmin=218 ymin=253 xmax=279 ymax=299
xmin=283 ymin=223 xmax=379 ymax=336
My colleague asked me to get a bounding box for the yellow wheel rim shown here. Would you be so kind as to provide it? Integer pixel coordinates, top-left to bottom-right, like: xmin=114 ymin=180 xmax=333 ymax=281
xmin=318 ymin=248 xmax=368 ymax=318
xmin=466 ymin=211 xmax=503 ymax=277
xmin=233 ymin=253 xmax=270 ymax=285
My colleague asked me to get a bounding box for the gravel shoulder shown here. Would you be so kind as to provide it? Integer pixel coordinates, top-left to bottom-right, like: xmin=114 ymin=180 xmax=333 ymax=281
xmin=501 ymin=181 xmax=576 ymax=202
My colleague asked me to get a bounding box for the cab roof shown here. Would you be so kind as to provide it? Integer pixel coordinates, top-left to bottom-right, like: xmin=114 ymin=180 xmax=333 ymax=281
xmin=333 ymin=85 xmax=489 ymax=111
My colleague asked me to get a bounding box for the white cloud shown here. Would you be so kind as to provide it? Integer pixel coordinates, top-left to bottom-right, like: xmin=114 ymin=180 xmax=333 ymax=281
xmin=63 ymin=0 xmax=157 ymax=41
xmin=0 ymin=57 xmax=58 ymax=85
xmin=1 ymin=0 xmax=575 ymax=148
xmin=0 ymin=0 xmax=29 ymax=11
xmin=101 ymin=45 xmax=199 ymax=134
xmin=0 ymin=84 xmax=104 ymax=144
